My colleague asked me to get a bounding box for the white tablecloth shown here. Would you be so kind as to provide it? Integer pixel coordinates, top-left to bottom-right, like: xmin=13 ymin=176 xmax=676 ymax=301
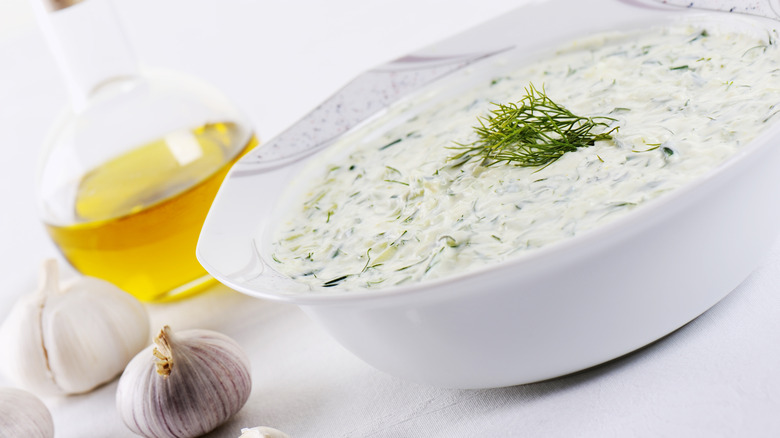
xmin=2 ymin=1 xmax=780 ymax=437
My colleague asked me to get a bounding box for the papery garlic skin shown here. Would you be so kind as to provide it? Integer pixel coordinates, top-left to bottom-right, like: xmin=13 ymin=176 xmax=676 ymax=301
xmin=0 ymin=288 xmax=54 ymax=394
xmin=0 ymin=387 xmax=55 ymax=438
xmin=0 ymin=259 xmax=150 ymax=395
xmin=239 ymin=426 xmax=291 ymax=438
xmin=117 ymin=326 xmax=252 ymax=438
xmin=41 ymin=275 xmax=150 ymax=394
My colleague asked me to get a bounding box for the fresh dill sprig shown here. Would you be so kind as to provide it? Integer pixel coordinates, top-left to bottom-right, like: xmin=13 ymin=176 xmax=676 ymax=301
xmin=450 ymin=83 xmax=617 ymax=169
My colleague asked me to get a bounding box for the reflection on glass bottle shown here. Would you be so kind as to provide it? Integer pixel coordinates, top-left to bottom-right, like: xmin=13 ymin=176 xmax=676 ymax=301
xmin=34 ymin=0 xmax=257 ymax=301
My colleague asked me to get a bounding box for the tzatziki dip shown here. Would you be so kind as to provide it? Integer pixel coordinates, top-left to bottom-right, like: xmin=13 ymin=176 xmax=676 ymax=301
xmin=270 ymin=23 xmax=780 ymax=291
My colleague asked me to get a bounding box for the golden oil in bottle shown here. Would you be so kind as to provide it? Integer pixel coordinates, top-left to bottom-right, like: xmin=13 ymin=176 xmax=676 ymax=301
xmin=45 ymin=122 xmax=257 ymax=302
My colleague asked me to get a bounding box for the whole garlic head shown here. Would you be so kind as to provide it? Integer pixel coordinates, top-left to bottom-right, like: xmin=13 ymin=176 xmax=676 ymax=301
xmin=0 ymin=387 xmax=54 ymax=438
xmin=117 ymin=325 xmax=252 ymax=438
xmin=0 ymin=259 xmax=150 ymax=395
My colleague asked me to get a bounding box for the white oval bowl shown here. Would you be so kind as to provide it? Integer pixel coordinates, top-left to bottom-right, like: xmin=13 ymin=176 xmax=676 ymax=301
xmin=197 ymin=0 xmax=780 ymax=388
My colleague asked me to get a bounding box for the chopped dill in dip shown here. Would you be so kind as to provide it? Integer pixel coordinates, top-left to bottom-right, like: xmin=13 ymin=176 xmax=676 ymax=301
xmin=270 ymin=24 xmax=780 ymax=291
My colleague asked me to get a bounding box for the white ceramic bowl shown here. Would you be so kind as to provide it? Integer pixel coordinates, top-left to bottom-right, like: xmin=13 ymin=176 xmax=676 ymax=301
xmin=197 ymin=0 xmax=780 ymax=388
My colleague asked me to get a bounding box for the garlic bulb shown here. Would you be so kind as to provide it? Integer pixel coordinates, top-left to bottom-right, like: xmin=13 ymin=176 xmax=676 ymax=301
xmin=0 ymin=387 xmax=54 ymax=438
xmin=238 ymin=426 xmax=291 ymax=438
xmin=0 ymin=259 xmax=150 ymax=395
xmin=117 ymin=325 xmax=252 ymax=438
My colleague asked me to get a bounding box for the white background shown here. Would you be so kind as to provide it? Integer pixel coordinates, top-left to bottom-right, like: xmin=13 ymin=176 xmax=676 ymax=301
xmin=2 ymin=1 xmax=780 ymax=437
xmin=0 ymin=0 xmax=34 ymax=43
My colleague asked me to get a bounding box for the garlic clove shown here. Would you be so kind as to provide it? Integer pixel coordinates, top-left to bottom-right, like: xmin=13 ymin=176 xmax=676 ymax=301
xmin=0 ymin=387 xmax=55 ymax=438
xmin=42 ymin=275 xmax=150 ymax=394
xmin=0 ymin=276 xmax=57 ymax=395
xmin=117 ymin=325 xmax=252 ymax=438
xmin=238 ymin=426 xmax=291 ymax=438
xmin=0 ymin=259 xmax=150 ymax=395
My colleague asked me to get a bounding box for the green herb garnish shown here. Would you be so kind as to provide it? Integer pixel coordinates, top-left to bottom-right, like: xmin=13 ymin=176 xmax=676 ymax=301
xmin=323 ymin=275 xmax=349 ymax=287
xmin=379 ymin=138 xmax=402 ymax=150
xmin=450 ymin=83 xmax=617 ymax=169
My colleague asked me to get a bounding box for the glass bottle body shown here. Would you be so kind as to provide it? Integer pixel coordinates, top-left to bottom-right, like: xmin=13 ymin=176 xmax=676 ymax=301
xmin=37 ymin=70 xmax=256 ymax=301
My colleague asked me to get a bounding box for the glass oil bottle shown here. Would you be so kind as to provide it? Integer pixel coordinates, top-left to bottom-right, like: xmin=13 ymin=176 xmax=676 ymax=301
xmin=33 ymin=0 xmax=257 ymax=301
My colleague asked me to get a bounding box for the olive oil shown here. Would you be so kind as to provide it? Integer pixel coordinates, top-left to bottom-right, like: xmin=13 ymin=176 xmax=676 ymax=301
xmin=45 ymin=122 xmax=258 ymax=302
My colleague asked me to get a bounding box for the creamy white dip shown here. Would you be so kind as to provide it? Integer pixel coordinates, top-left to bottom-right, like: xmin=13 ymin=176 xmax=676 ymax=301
xmin=270 ymin=23 xmax=780 ymax=290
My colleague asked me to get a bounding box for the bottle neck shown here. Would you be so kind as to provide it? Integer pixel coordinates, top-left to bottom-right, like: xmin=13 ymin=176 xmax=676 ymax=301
xmin=32 ymin=0 xmax=140 ymax=112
